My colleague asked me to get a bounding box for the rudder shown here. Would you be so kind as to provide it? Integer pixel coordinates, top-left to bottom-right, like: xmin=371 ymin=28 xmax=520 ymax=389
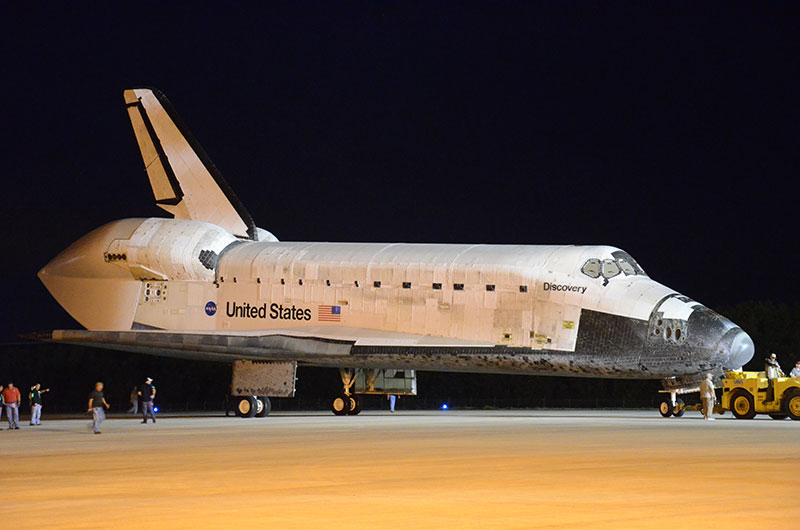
xmin=124 ymin=88 xmax=257 ymax=240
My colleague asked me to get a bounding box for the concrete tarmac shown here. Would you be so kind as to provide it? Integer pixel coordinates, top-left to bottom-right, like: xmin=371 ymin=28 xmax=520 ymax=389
xmin=1 ymin=410 xmax=798 ymax=529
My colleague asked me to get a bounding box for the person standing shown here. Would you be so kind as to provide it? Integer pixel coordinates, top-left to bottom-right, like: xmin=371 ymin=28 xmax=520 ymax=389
xmin=88 ymin=382 xmax=110 ymax=434
xmin=138 ymin=377 xmax=156 ymax=423
xmin=765 ymin=353 xmax=783 ymax=378
xmin=387 ymin=394 xmax=397 ymax=413
xmin=2 ymin=382 xmax=22 ymax=430
xmin=128 ymin=386 xmax=139 ymax=414
xmin=700 ymin=374 xmax=715 ymax=421
xmin=29 ymin=384 xmax=49 ymax=426
xmin=764 ymin=353 xmax=783 ymax=402
xmin=790 ymin=361 xmax=800 ymax=379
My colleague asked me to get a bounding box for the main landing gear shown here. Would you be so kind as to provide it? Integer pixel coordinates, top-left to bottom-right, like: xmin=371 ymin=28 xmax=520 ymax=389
xmin=233 ymin=396 xmax=272 ymax=418
xmin=331 ymin=368 xmax=362 ymax=416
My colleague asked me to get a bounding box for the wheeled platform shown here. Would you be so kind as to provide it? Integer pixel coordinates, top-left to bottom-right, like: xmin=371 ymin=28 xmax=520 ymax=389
xmin=658 ymin=370 xmax=800 ymax=420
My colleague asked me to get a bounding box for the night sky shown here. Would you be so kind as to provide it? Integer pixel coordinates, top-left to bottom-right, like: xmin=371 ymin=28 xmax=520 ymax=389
xmin=3 ymin=3 xmax=798 ymax=344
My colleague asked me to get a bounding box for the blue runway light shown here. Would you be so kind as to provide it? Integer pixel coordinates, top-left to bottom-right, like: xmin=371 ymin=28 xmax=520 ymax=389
xmin=441 ymin=404 xmax=448 ymax=410
xmin=153 ymin=406 xmax=159 ymax=413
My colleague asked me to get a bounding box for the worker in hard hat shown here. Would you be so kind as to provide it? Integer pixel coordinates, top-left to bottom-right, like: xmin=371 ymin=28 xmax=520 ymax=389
xmin=764 ymin=353 xmax=784 ymax=402
xmin=700 ymin=373 xmax=715 ymax=421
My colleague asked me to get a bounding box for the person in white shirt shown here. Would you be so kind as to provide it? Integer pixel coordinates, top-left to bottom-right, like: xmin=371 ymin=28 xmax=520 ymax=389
xmin=764 ymin=353 xmax=784 ymax=402
xmin=765 ymin=353 xmax=782 ymax=379
xmin=700 ymin=373 xmax=715 ymax=421
xmin=790 ymin=361 xmax=800 ymax=379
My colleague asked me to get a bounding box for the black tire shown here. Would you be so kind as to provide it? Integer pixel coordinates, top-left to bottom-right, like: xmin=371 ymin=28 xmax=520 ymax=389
xmin=331 ymin=394 xmax=351 ymax=416
xmin=347 ymin=395 xmax=362 ymax=416
xmin=784 ymin=390 xmax=800 ymax=420
xmin=235 ymin=396 xmax=257 ymax=418
xmin=768 ymin=413 xmax=788 ymax=420
xmin=730 ymin=390 xmax=756 ymax=419
xmin=658 ymin=398 xmax=673 ymax=418
xmin=255 ymin=396 xmax=271 ymax=417
xmin=672 ymin=398 xmax=685 ymax=417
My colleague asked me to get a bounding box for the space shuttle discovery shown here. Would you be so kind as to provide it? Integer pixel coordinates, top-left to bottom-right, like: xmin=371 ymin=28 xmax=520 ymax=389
xmin=38 ymin=88 xmax=755 ymax=416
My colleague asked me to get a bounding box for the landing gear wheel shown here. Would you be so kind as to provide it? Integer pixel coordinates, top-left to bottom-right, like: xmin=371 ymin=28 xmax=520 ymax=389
xmin=255 ymin=396 xmax=272 ymax=417
xmin=347 ymin=395 xmax=362 ymax=416
xmin=672 ymin=398 xmax=685 ymax=417
xmin=730 ymin=390 xmax=756 ymax=419
xmin=659 ymin=398 xmax=673 ymax=418
xmin=784 ymin=390 xmax=800 ymax=420
xmin=331 ymin=394 xmax=351 ymax=416
xmin=235 ymin=396 xmax=257 ymax=418
xmin=768 ymin=413 xmax=788 ymax=420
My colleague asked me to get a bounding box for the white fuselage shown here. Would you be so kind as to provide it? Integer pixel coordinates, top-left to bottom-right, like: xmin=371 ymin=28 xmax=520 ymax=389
xmin=40 ymin=217 xmax=754 ymax=379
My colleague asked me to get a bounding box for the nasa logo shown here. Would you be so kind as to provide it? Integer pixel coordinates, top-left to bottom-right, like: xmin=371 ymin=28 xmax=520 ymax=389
xmin=205 ymin=301 xmax=217 ymax=316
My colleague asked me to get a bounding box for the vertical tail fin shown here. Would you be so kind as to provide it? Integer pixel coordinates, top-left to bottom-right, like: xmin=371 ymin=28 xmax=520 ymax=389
xmin=124 ymin=88 xmax=257 ymax=240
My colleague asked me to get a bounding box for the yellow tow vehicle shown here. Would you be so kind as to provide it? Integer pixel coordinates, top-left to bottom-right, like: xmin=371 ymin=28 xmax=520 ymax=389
xmin=721 ymin=371 xmax=800 ymax=420
xmin=663 ymin=370 xmax=800 ymax=419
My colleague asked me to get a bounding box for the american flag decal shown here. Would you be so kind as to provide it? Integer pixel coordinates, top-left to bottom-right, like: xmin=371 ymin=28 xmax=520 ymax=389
xmin=318 ymin=305 xmax=341 ymax=322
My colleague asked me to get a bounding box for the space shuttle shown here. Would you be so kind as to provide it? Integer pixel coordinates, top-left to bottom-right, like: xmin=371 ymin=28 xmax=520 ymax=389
xmin=37 ymin=88 xmax=755 ymax=416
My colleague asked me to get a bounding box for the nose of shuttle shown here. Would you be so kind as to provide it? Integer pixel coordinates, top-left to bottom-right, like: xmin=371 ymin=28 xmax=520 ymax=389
xmin=719 ymin=328 xmax=755 ymax=370
xmin=673 ymin=300 xmax=755 ymax=375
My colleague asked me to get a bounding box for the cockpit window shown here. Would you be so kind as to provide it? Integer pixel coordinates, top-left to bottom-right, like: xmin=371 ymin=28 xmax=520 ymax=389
xmin=581 ymin=251 xmax=648 ymax=280
xmin=611 ymin=250 xmax=646 ymax=276
xmin=601 ymin=259 xmax=620 ymax=279
xmin=581 ymin=259 xmax=601 ymax=279
xmin=617 ymin=258 xmax=636 ymax=276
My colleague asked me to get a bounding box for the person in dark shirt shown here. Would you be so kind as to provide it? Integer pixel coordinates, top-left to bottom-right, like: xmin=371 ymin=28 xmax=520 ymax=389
xmin=88 ymin=382 xmax=110 ymax=434
xmin=29 ymin=383 xmax=49 ymax=426
xmin=138 ymin=377 xmax=156 ymax=424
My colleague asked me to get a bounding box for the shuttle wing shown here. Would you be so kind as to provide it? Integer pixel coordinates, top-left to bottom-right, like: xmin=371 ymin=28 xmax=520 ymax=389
xmin=36 ymin=328 xmax=494 ymax=364
xmin=123 ymin=88 xmax=257 ymax=240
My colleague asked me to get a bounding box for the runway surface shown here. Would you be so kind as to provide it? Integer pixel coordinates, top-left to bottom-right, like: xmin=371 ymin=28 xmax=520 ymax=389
xmin=1 ymin=410 xmax=798 ymax=528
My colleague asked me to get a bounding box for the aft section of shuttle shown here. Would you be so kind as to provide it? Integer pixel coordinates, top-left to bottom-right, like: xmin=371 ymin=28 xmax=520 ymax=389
xmin=38 ymin=218 xmax=237 ymax=330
